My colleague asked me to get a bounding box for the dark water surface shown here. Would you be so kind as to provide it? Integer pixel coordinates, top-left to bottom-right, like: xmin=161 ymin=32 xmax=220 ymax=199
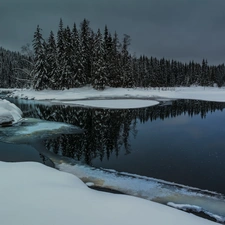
xmin=0 ymin=142 xmax=54 ymax=167
xmin=1 ymin=97 xmax=225 ymax=195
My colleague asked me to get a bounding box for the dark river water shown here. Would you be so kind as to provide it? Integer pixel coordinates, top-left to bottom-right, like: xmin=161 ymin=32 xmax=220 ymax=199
xmin=1 ymin=97 xmax=225 ymax=195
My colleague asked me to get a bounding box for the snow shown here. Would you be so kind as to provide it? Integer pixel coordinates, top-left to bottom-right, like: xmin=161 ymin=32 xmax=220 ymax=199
xmin=167 ymin=203 xmax=225 ymax=223
xmin=58 ymin=99 xmax=159 ymax=109
xmin=0 ymin=118 xmax=82 ymax=143
xmin=0 ymin=99 xmax=22 ymax=125
xmin=0 ymin=161 xmax=218 ymax=225
xmin=57 ymin=161 xmax=225 ymax=223
xmin=6 ymin=86 xmax=225 ymax=104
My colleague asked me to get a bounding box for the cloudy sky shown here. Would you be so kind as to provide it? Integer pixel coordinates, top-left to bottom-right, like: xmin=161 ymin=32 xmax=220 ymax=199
xmin=1 ymin=0 xmax=225 ymax=64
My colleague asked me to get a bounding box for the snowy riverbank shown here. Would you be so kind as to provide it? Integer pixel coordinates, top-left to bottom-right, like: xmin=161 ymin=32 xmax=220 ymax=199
xmin=0 ymin=161 xmax=218 ymax=225
xmin=3 ymin=86 xmax=225 ymax=104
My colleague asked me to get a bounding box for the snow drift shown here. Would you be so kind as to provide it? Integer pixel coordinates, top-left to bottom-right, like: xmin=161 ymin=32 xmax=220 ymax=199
xmin=0 ymin=161 xmax=218 ymax=225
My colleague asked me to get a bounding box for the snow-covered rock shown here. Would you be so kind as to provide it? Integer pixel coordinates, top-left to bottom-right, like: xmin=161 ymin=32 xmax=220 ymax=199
xmin=0 ymin=99 xmax=22 ymax=125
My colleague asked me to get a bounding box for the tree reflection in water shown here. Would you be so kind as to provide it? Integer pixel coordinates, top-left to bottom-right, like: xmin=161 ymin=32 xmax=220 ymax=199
xmin=17 ymin=99 xmax=225 ymax=164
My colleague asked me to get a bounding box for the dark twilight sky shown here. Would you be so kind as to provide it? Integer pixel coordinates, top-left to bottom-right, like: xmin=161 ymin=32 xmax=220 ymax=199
xmin=1 ymin=0 xmax=225 ymax=64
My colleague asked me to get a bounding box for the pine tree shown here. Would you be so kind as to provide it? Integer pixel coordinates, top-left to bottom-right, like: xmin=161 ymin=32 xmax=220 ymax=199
xmin=216 ymin=64 xmax=225 ymax=87
xmin=159 ymin=58 xmax=167 ymax=87
xmin=32 ymin=25 xmax=49 ymax=90
xmin=80 ymin=19 xmax=92 ymax=84
xmin=92 ymin=29 xmax=107 ymax=90
xmin=103 ymin=25 xmax=112 ymax=86
xmin=46 ymin=31 xmax=58 ymax=89
xmin=110 ymin=32 xmax=121 ymax=87
xmin=171 ymin=60 xmax=178 ymax=87
xmin=121 ymin=34 xmax=133 ymax=87
xmin=56 ymin=18 xmax=65 ymax=89
xmin=62 ymin=26 xmax=74 ymax=89
xmin=71 ymin=23 xmax=84 ymax=87
xmin=201 ymin=59 xmax=209 ymax=87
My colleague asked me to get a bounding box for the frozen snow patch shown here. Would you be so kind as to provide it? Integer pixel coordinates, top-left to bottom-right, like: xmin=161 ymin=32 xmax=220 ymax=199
xmin=0 ymin=118 xmax=82 ymax=143
xmin=53 ymin=99 xmax=159 ymax=109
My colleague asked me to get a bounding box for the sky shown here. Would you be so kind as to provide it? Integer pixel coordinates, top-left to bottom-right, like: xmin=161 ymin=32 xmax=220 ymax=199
xmin=1 ymin=0 xmax=225 ymax=65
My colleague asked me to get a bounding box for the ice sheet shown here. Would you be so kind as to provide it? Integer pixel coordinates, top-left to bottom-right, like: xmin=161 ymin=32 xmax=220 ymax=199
xmin=55 ymin=99 xmax=159 ymax=109
xmin=0 ymin=118 xmax=82 ymax=143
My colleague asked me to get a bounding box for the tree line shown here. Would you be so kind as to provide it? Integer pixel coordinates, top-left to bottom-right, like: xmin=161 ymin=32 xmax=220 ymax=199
xmin=1 ymin=18 xmax=225 ymax=89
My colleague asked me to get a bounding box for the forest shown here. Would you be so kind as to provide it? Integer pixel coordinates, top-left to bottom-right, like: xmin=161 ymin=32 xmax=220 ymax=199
xmin=1 ymin=18 xmax=225 ymax=90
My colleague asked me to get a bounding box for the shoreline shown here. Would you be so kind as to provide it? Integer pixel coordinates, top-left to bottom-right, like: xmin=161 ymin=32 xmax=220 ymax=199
xmin=3 ymin=86 xmax=225 ymax=103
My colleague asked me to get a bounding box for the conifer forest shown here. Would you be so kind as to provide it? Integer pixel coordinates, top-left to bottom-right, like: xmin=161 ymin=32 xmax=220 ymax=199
xmin=1 ymin=18 xmax=225 ymax=90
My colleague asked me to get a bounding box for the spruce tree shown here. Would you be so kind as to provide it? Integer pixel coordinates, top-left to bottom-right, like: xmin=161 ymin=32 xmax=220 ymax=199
xmin=80 ymin=19 xmax=92 ymax=84
xmin=46 ymin=31 xmax=58 ymax=89
xmin=121 ymin=34 xmax=133 ymax=87
xmin=56 ymin=18 xmax=65 ymax=89
xmin=72 ymin=23 xmax=85 ymax=87
xmin=110 ymin=32 xmax=121 ymax=87
xmin=32 ymin=25 xmax=49 ymax=90
xmin=92 ymin=29 xmax=107 ymax=90
xmin=62 ymin=26 xmax=73 ymax=89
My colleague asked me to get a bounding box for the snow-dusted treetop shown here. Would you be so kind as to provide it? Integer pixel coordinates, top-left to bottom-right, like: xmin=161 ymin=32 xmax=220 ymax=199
xmin=0 ymin=99 xmax=22 ymax=125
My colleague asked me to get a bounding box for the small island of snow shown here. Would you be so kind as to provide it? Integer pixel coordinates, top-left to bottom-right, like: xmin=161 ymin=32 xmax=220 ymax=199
xmin=60 ymin=99 xmax=159 ymax=109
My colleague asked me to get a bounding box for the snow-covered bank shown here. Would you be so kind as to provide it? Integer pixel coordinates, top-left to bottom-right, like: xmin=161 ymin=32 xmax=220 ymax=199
xmin=0 ymin=161 xmax=218 ymax=225
xmin=0 ymin=88 xmax=19 ymax=93
xmin=57 ymin=161 xmax=225 ymax=224
xmin=167 ymin=203 xmax=225 ymax=223
xmin=6 ymin=86 xmax=225 ymax=103
xmin=0 ymin=99 xmax=22 ymax=125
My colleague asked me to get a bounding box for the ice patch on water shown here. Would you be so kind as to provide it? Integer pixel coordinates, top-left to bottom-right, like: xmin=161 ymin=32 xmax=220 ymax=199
xmin=0 ymin=118 xmax=82 ymax=143
xmin=55 ymin=161 xmax=225 ymax=223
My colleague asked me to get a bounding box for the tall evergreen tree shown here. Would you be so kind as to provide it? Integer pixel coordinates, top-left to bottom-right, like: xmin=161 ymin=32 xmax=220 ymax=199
xmin=80 ymin=19 xmax=92 ymax=84
xmin=56 ymin=18 xmax=65 ymax=89
xmin=121 ymin=34 xmax=133 ymax=87
xmin=109 ymin=32 xmax=121 ymax=87
xmin=92 ymin=29 xmax=107 ymax=90
xmin=71 ymin=23 xmax=84 ymax=87
xmin=61 ymin=26 xmax=73 ymax=89
xmin=46 ymin=31 xmax=58 ymax=89
xmin=201 ymin=59 xmax=209 ymax=87
xmin=32 ymin=25 xmax=49 ymax=90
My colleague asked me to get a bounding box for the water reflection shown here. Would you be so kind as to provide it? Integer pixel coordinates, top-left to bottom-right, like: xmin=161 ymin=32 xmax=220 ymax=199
xmin=9 ymin=98 xmax=225 ymax=194
xmin=10 ymin=99 xmax=225 ymax=163
xmin=0 ymin=142 xmax=54 ymax=167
